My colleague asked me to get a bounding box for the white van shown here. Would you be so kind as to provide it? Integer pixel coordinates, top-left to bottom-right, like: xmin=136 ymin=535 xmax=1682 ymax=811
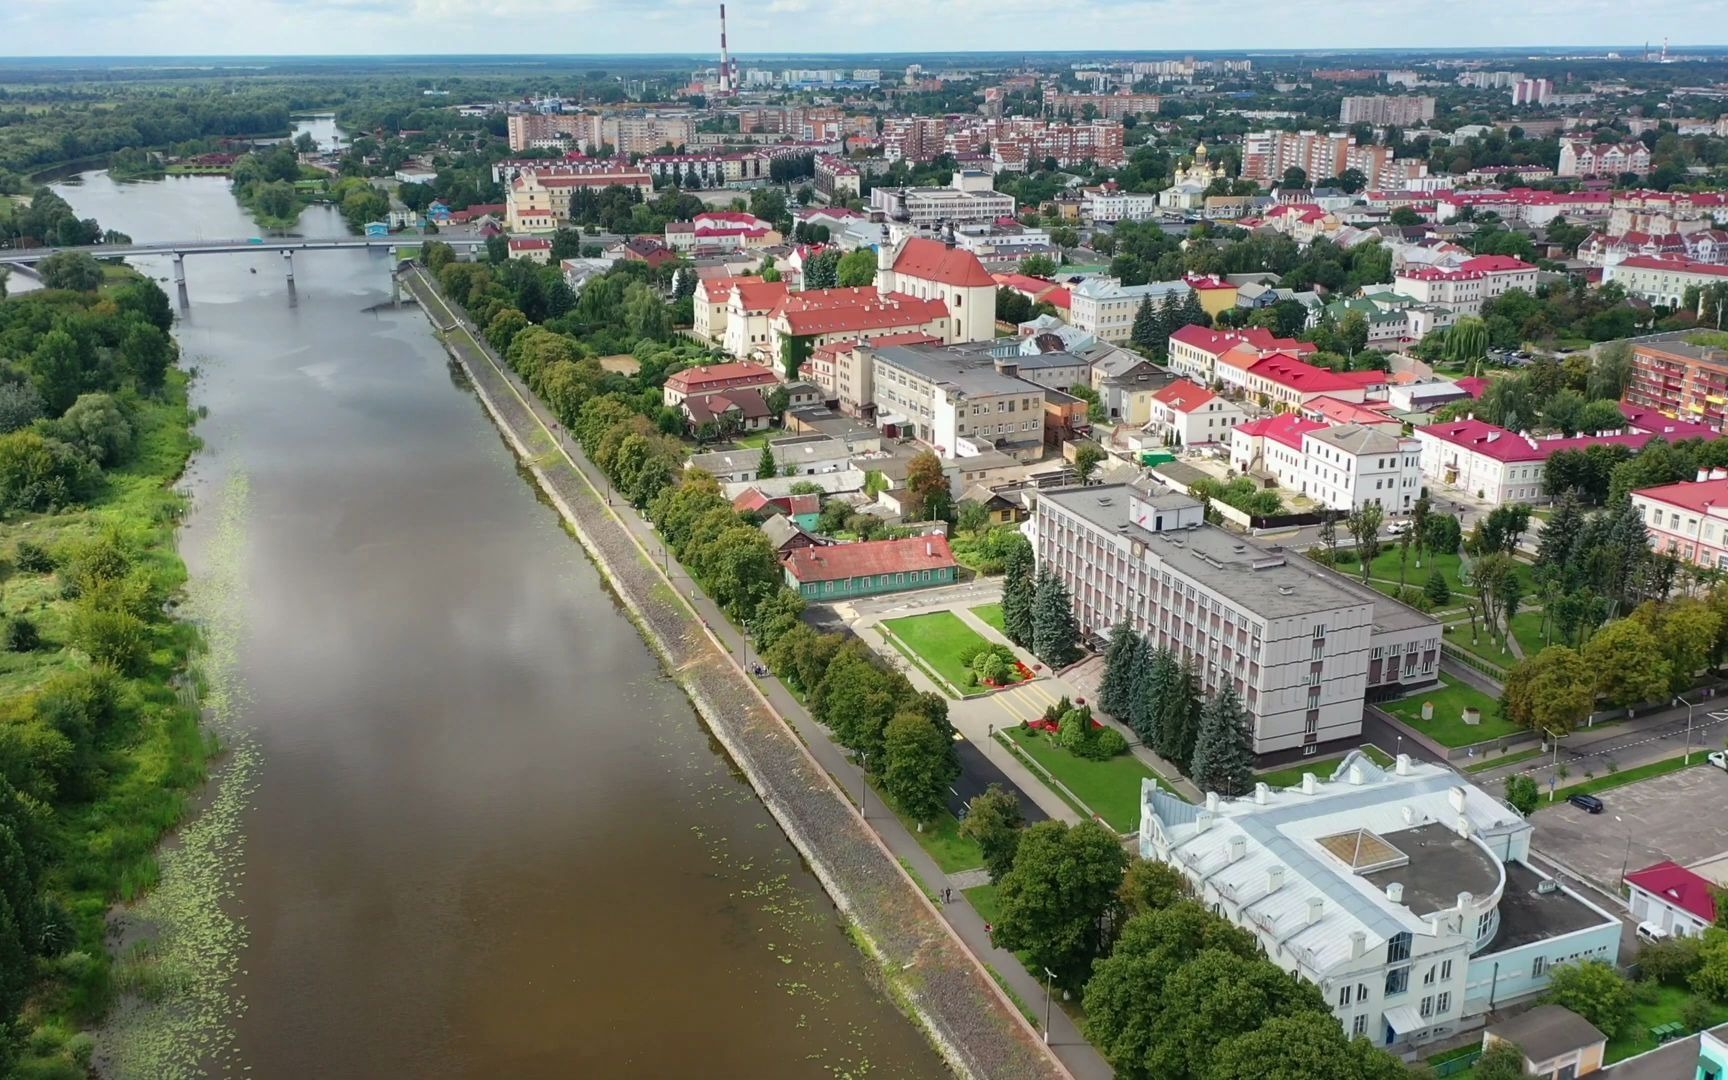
xmin=1637 ymin=921 xmax=1670 ymax=945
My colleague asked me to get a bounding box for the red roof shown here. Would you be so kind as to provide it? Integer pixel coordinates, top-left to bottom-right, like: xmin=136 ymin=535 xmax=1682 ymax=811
xmin=811 ymin=331 xmax=940 ymax=359
xmin=1304 ymin=396 xmax=1399 ymax=427
xmin=775 ymin=289 xmax=949 ymax=336
xmin=664 ymin=362 xmax=779 ymax=394
xmin=732 ymin=488 xmax=773 ymax=513
xmin=734 ymin=279 xmax=790 ymax=312
xmin=1458 ymin=255 xmax=1536 ymax=274
xmin=784 ymin=535 xmax=957 ymax=583
xmin=1182 ymin=274 xmax=1234 ymax=291
xmin=1168 ymin=325 xmax=1311 ymax=359
xmin=1247 ymin=354 xmax=1364 ymax=395
xmin=508 ymin=237 xmax=553 ymax=250
xmin=1624 ymin=861 xmax=1716 ymax=924
xmin=1419 ymin=419 xmax=1655 ymax=463
xmin=1454 ymin=376 xmax=1489 ymax=399
xmin=891 ymin=237 xmax=995 ymax=288
xmin=1616 ymin=256 xmax=1728 ymax=279
xmin=1619 ymin=404 xmax=1720 ymax=442
xmin=1632 ymin=477 xmax=1728 ymax=515
xmin=1151 ymin=379 xmax=1217 ymax=412
xmin=1235 ymin=413 xmax=1327 ymax=450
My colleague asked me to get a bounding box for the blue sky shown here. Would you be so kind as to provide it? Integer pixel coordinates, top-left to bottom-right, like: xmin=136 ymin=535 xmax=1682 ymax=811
xmin=1 ymin=0 xmax=1718 ymax=58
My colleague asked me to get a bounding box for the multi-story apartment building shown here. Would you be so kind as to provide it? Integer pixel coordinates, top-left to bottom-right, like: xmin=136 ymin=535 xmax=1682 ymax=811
xmin=1624 ymin=338 xmax=1728 ymax=428
xmin=1242 ymin=130 xmax=1399 ymax=189
xmin=982 ymin=118 xmax=1127 ymax=168
xmin=814 ymin=155 xmax=861 ymax=199
xmin=1140 ymin=756 xmax=1621 ymax=1050
xmin=1631 ymin=474 xmax=1728 ymax=569
xmin=1392 ymin=256 xmax=1538 ymax=315
xmin=638 ymin=152 xmax=769 ymax=188
xmin=881 ymin=116 xmax=949 ymax=162
xmin=506 ymin=111 xmax=603 ymax=151
xmin=1557 ymin=140 xmax=1651 ymax=178
xmin=1339 ymin=95 xmax=1436 ymax=126
xmin=1041 ymin=90 xmax=1162 ymax=119
xmin=602 ymin=114 xmax=696 ymax=155
xmin=1069 ymin=278 xmax=1191 ymax=343
xmin=1510 ymin=78 xmax=1554 ymax=106
xmin=869 ymin=171 xmax=1015 ymax=228
xmin=1034 ymin=483 xmax=1441 ymax=755
xmin=1604 ymin=256 xmax=1728 ymax=309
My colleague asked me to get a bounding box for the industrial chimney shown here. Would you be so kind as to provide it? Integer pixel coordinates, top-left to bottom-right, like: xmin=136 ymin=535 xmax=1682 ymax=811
xmin=717 ymin=5 xmax=735 ymax=96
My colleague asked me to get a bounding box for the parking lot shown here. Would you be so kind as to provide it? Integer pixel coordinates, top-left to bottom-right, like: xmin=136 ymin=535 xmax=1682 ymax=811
xmin=1533 ymin=765 xmax=1728 ymax=893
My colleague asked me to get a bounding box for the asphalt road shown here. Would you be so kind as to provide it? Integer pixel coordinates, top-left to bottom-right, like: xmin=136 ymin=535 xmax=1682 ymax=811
xmin=950 ymin=739 xmax=1050 ymax=824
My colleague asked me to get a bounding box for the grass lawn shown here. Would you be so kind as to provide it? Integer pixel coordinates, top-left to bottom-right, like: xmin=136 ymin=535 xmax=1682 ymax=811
xmin=1441 ymin=621 xmax=1518 ymax=670
xmin=1509 ymin=609 xmax=1553 ymax=658
xmin=729 ymin=430 xmax=775 ymax=450
xmin=1537 ymin=754 xmax=1706 ymax=811
xmin=1002 ymin=725 xmax=1173 ymax=831
xmin=1382 ymin=674 xmax=1521 ymax=747
xmin=966 ymin=883 xmax=1001 ymax=925
xmin=1465 ymin=746 xmax=1545 ymax=773
xmin=1606 ymin=984 xmax=1728 ymax=1063
xmin=869 ymin=779 xmax=983 ymax=872
xmin=881 ymin=611 xmax=993 ymax=696
xmin=971 ymin=603 xmax=1007 ymax=634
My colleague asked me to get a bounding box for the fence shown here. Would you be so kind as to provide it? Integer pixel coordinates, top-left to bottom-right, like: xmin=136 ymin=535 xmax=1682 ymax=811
xmin=1430 ymin=1049 xmax=1482 ymax=1078
xmin=1441 ymin=640 xmax=1509 ymax=681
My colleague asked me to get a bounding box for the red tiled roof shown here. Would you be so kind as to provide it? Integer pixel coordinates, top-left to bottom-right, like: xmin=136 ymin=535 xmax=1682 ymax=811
xmin=1632 ymin=477 xmax=1728 ymax=515
xmin=664 ymin=362 xmax=779 ymax=393
xmin=776 ymin=289 xmax=949 ymax=336
xmin=811 ymin=331 xmax=940 ymax=359
xmin=734 ymin=280 xmax=790 ymax=312
xmin=1304 ymin=396 xmax=1399 ymax=426
xmin=508 ymin=237 xmax=553 ymax=249
xmin=784 ymin=535 xmax=957 ymax=583
xmin=1235 ymin=413 xmax=1326 ymax=450
xmin=1418 ymin=419 xmax=1655 ymax=463
xmin=1168 ymin=325 xmax=1310 ymax=358
xmin=1152 ymin=379 xmax=1217 ymax=412
xmin=1247 ymin=354 xmax=1364 ymax=394
xmin=1624 ymin=861 xmax=1716 ymax=924
xmin=1616 ymin=256 xmax=1728 ymax=278
xmin=732 ymin=488 xmax=773 ymax=513
xmin=1453 ymin=376 xmax=1489 ymax=399
xmin=1182 ymin=274 xmax=1235 ymax=291
xmin=1619 ymin=403 xmax=1721 ymax=441
xmin=1458 ymin=255 xmax=1536 ymax=273
xmin=685 ymin=389 xmax=771 ymax=424
xmin=891 ymin=237 xmax=995 ymax=288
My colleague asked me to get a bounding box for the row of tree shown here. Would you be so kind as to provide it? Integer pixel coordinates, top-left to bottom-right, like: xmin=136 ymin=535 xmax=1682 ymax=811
xmin=998 ymin=540 xmax=1082 ymax=669
xmin=954 ymin=789 xmax=1413 ymax=1078
xmin=1097 ymin=625 xmax=1255 ymax=796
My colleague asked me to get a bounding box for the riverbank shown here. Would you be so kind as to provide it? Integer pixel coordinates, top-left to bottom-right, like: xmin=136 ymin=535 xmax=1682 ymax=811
xmin=402 ymin=267 xmax=1066 ymax=1080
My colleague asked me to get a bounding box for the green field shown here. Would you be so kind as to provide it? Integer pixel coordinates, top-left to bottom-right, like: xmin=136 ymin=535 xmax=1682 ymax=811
xmin=1441 ymin=621 xmax=1519 ymax=669
xmin=971 ymin=602 xmax=1007 ymax=634
xmin=1606 ymin=983 xmax=1728 ymax=1063
xmin=882 ymin=610 xmax=993 ymax=695
xmin=1002 ymin=725 xmax=1174 ymax=831
xmin=1381 ymin=674 xmax=1521 ymax=747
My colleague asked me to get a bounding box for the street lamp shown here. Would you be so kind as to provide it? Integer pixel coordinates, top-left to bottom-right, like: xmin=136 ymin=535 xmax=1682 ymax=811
xmin=858 ymin=752 xmax=869 ymax=815
xmin=1616 ymin=816 xmax=1634 ymax=889
xmin=1043 ymin=967 xmax=1056 ymax=1045
xmin=1675 ymin=695 xmax=1697 ymax=764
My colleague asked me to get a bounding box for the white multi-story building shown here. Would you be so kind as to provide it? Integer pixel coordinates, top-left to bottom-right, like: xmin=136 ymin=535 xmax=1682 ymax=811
xmin=1557 ymin=140 xmax=1651 ymax=178
xmin=1034 ymin=483 xmax=1441 ymax=755
xmin=1069 ymin=277 xmax=1191 ymax=343
xmin=869 ymin=171 xmax=1015 ymax=228
xmin=1145 ymin=380 xmax=1247 ymax=446
xmin=1392 ymin=256 xmax=1539 ymax=315
xmin=1339 ymin=95 xmax=1436 ymax=126
xmin=867 ymin=344 xmax=1047 ymax=456
xmin=1413 ymin=419 xmax=1657 ymax=507
xmin=1305 ymin=425 xmax=1424 ymax=513
xmin=1140 ymin=754 xmax=1622 ymax=1050
xmin=1083 ymin=186 xmax=1162 ymax=224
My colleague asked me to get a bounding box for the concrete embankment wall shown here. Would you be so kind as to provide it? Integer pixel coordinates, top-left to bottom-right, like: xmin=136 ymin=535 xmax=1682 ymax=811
xmin=402 ymin=270 xmax=1066 ymax=1080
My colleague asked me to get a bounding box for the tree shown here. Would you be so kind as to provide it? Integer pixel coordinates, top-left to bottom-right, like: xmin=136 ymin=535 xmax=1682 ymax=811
xmin=1117 ymin=858 xmax=1189 ymax=922
xmin=883 ymin=711 xmax=960 ymax=826
xmin=1544 ymin=959 xmax=1634 ymax=1039
xmin=37 ymin=251 xmax=104 ymax=292
xmin=1189 ymin=685 xmax=1254 ymax=797
xmin=1447 ymin=316 xmax=1489 ymax=371
xmin=1281 ymin=165 xmax=1308 ymax=189
xmin=1504 ymin=646 xmax=1594 ymax=736
xmin=1344 ymin=504 xmax=1384 ymax=584
xmin=1423 ymin=513 xmax=1463 ymax=559
xmin=1208 ymin=1011 xmax=1409 ymax=1080
xmin=1156 ymin=660 xmax=1203 ymax=767
xmin=1098 ymin=622 xmax=1145 ymax=719
xmin=993 ymin=820 xmax=1128 ymax=989
xmin=1338 ymin=310 xmax=1370 ymax=357
xmin=960 ymin=785 xmax=1025 ymax=883
xmin=954 ymin=499 xmax=989 ymax=534
xmin=1130 ymin=295 xmax=1161 ymax=350
xmin=0 ymin=430 xmax=97 ymax=512
xmin=1693 ymin=928 xmax=1728 ymax=1002
xmin=1504 ymin=774 xmax=1540 ymax=815
xmin=1581 ymin=617 xmax=1669 ymax=710
xmin=802 ymin=249 xmax=841 ymax=290
xmin=1389 ymin=207 xmax=1422 ymax=227
xmin=1021 ymin=253 xmax=1059 ymax=279
xmin=57 ymin=392 xmax=134 ymax=466
xmin=1000 ymin=534 xmax=1037 ymax=647
xmin=1424 ymin=569 xmax=1451 ymax=607
xmin=904 ymin=449 xmax=947 ymax=521
xmin=1075 ymin=443 xmax=1105 ymax=485
xmin=1536 ymin=490 xmax=1586 ymax=570
xmin=836 ymin=248 xmax=877 ymax=287
xmin=1316 ymin=512 xmax=1339 ymax=565
xmin=756 ymin=444 xmax=777 ymax=480
xmin=1031 ymin=565 xmax=1082 ymax=668
xmin=1472 ymin=1040 xmax=1536 ymax=1080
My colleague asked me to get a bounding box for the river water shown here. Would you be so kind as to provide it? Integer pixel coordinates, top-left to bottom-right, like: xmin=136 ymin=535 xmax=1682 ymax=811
xmin=55 ymin=158 xmax=943 ymax=1078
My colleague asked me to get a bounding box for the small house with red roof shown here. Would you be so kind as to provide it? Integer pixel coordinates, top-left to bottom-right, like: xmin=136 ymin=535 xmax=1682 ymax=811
xmin=662 ymin=361 xmax=780 ymax=406
xmin=1625 ymin=861 xmax=1717 ymax=938
xmin=783 ymin=534 xmax=959 ymax=599
xmin=506 ymin=236 xmax=554 ymax=265
xmin=1146 ymin=379 xmax=1247 ymax=447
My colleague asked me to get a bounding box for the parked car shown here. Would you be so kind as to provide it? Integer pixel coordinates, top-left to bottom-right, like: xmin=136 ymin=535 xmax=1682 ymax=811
xmin=1386 ymin=520 xmax=1413 ymax=536
xmin=1637 ymin=921 xmax=1670 ymax=944
xmin=1567 ymin=792 xmax=1605 ymax=814
xmin=1708 ymin=750 xmax=1727 ymax=771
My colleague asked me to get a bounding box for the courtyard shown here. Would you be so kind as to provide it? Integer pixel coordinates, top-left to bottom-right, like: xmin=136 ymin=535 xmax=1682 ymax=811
xmin=1533 ymin=764 xmax=1728 ymax=894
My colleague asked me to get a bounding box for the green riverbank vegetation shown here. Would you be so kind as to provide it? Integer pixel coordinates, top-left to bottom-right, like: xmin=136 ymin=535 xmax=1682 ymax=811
xmin=0 ymin=270 xmax=207 ymax=1077
xmin=229 ymin=144 xmax=388 ymax=233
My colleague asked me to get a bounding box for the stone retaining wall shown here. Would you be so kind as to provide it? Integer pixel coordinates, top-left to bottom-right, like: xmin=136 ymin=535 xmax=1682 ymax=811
xmin=403 ymin=271 xmax=1065 ymax=1080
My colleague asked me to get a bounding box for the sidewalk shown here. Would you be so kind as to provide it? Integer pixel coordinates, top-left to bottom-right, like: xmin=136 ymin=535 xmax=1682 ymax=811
xmin=406 ymin=270 xmax=1106 ymax=1080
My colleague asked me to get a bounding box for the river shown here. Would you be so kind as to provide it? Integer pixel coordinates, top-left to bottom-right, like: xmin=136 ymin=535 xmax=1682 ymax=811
xmin=54 ymin=156 xmax=944 ymax=1078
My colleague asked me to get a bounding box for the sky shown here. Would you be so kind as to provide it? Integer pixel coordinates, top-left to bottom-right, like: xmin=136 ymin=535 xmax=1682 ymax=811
xmin=1 ymin=0 xmax=1722 ymax=58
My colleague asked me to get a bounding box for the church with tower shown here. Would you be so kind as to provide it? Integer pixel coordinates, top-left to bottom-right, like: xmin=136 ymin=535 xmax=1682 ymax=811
xmin=1159 ymin=144 xmax=1227 ymax=212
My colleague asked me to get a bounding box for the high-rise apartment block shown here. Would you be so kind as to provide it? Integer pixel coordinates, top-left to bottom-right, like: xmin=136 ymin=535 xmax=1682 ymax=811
xmin=1243 ymin=131 xmax=1396 ymax=188
xmin=1338 ymin=96 xmax=1436 ymax=126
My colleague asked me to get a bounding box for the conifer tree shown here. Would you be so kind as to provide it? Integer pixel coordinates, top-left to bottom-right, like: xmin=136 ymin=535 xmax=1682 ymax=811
xmin=1031 ymin=565 xmax=1082 ymax=668
xmin=1129 ymin=647 xmax=1175 ymax=746
xmin=1097 ymin=621 xmax=1143 ymax=718
xmin=1156 ymin=659 xmax=1203 ymax=767
xmin=1190 ymin=684 xmax=1255 ymax=797
xmin=756 ymin=444 xmax=777 ymax=479
xmin=1130 ymin=295 xmax=1159 ymax=349
xmin=1001 ymin=537 xmax=1037 ymax=647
